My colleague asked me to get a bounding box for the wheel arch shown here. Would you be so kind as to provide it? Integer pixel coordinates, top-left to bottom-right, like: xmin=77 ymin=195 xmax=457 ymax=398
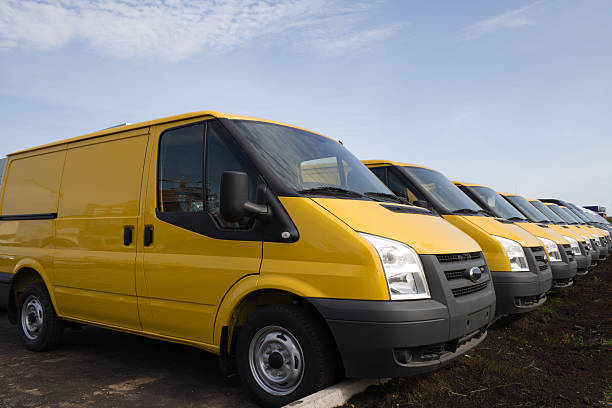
xmin=7 ymin=262 xmax=56 ymax=324
xmin=214 ymin=280 xmax=342 ymax=375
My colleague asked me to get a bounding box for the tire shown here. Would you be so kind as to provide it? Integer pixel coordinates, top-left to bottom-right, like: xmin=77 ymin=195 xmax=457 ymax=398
xmin=17 ymin=282 xmax=64 ymax=351
xmin=236 ymin=304 xmax=338 ymax=407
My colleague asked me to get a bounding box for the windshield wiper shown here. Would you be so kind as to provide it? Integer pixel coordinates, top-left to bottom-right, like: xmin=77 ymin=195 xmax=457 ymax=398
xmin=477 ymin=209 xmax=496 ymax=217
xmin=363 ymin=191 xmax=408 ymax=204
xmin=298 ymin=186 xmax=365 ymax=198
xmin=507 ymin=216 xmax=526 ymax=221
xmin=451 ymin=208 xmax=480 ymax=215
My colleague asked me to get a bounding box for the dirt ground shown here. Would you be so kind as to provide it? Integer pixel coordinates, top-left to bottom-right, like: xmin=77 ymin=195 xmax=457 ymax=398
xmin=343 ymin=258 xmax=612 ymax=408
xmin=0 ymin=313 xmax=254 ymax=408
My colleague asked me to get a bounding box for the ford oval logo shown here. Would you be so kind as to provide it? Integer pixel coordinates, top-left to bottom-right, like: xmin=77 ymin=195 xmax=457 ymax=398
xmin=467 ymin=266 xmax=482 ymax=282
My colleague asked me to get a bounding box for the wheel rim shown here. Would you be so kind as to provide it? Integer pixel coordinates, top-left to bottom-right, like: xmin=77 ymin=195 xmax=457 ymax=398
xmin=248 ymin=325 xmax=305 ymax=396
xmin=21 ymin=295 xmax=44 ymax=341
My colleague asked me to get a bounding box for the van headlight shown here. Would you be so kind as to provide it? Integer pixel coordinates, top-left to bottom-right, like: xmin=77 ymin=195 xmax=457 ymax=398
xmin=492 ymin=236 xmax=529 ymax=271
xmin=562 ymin=236 xmax=581 ymax=255
xmin=593 ymin=236 xmax=602 ymax=247
xmin=581 ymin=236 xmax=592 ymax=251
xmin=359 ymin=233 xmax=430 ymax=300
xmin=537 ymin=237 xmax=562 ymax=262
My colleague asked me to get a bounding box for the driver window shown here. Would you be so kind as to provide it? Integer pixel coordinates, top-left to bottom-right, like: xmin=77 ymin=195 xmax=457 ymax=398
xmin=158 ymin=124 xmax=205 ymax=213
xmin=205 ymin=121 xmax=256 ymax=229
xmin=387 ymin=169 xmax=415 ymax=203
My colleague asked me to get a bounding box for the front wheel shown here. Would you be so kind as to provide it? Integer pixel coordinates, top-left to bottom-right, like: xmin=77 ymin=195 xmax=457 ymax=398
xmin=236 ymin=304 xmax=338 ymax=407
xmin=18 ymin=283 xmax=64 ymax=351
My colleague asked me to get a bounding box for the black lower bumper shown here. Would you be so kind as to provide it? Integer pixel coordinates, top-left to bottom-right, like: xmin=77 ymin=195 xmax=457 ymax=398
xmin=596 ymin=245 xmax=607 ymax=261
xmin=549 ymin=260 xmax=577 ymax=291
xmin=307 ymin=298 xmax=493 ymax=378
xmin=491 ymin=270 xmax=551 ymax=315
xmin=575 ymin=253 xmax=591 ymax=275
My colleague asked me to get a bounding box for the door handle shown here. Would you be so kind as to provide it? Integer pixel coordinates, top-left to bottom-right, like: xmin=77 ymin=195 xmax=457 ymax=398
xmin=144 ymin=225 xmax=154 ymax=247
xmin=123 ymin=226 xmax=133 ymax=246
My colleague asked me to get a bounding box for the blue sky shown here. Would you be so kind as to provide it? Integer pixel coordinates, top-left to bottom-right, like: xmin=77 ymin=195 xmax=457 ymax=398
xmin=1 ymin=0 xmax=611 ymax=212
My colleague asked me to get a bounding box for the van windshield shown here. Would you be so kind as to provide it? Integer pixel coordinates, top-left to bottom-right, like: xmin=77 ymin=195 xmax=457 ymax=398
xmin=234 ymin=121 xmax=394 ymax=199
xmin=401 ymin=166 xmax=483 ymax=214
xmin=503 ymin=195 xmax=548 ymax=223
xmin=530 ymin=200 xmax=565 ymax=224
xmin=586 ymin=211 xmax=610 ymax=225
xmin=467 ymin=186 xmax=527 ymax=220
xmin=548 ymin=204 xmax=580 ymax=224
xmin=565 ymin=203 xmax=592 ymax=223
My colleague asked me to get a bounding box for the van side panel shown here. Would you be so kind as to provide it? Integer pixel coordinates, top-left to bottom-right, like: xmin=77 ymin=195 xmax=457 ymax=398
xmin=53 ymin=131 xmax=149 ymax=330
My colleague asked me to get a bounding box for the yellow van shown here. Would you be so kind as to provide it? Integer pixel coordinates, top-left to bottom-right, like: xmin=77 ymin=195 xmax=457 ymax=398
xmin=542 ymin=202 xmax=605 ymax=267
xmin=498 ymin=195 xmax=593 ymax=276
xmin=0 ymin=112 xmax=496 ymax=406
xmin=540 ymin=199 xmax=611 ymax=257
xmin=362 ymin=161 xmax=552 ymax=316
xmin=454 ymin=183 xmax=576 ymax=290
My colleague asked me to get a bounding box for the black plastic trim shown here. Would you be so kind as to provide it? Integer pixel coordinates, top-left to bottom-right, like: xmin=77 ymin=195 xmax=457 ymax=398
xmin=0 ymin=272 xmax=14 ymax=311
xmin=0 ymin=213 xmax=57 ymax=221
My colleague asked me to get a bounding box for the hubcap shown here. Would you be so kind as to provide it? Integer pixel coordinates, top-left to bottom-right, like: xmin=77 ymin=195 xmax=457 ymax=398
xmin=248 ymin=325 xmax=304 ymax=396
xmin=21 ymin=295 xmax=44 ymax=341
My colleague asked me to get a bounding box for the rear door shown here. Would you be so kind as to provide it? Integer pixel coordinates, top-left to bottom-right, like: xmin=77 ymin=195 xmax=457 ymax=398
xmin=138 ymin=118 xmax=262 ymax=344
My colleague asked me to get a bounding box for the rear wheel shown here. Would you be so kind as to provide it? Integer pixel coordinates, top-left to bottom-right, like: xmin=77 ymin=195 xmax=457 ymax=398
xmin=236 ymin=304 xmax=337 ymax=407
xmin=18 ymin=283 xmax=64 ymax=351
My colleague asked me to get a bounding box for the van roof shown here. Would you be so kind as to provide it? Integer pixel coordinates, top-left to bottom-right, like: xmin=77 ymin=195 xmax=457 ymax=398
xmin=452 ymin=181 xmax=486 ymax=188
xmin=8 ymin=111 xmax=324 ymax=156
xmin=361 ymin=160 xmax=436 ymax=172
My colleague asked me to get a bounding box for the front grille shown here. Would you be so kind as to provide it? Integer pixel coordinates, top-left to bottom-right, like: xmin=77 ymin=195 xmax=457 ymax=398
xmin=452 ymin=281 xmax=488 ymax=297
xmin=444 ymin=269 xmax=466 ymax=280
xmin=562 ymin=244 xmax=574 ymax=261
xmin=436 ymin=252 xmax=482 ymax=263
xmin=528 ymin=246 xmax=549 ymax=273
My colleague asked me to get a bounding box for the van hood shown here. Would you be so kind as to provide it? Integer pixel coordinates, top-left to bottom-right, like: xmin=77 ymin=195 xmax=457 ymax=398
xmin=456 ymin=215 xmax=541 ymax=247
xmin=516 ymin=222 xmax=568 ymax=245
xmin=311 ymin=198 xmax=481 ymax=255
xmin=549 ymin=225 xmax=586 ymax=242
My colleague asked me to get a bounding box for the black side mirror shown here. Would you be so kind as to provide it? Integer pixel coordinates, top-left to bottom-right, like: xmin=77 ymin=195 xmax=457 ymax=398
xmin=413 ymin=200 xmax=430 ymax=210
xmin=220 ymin=171 xmax=269 ymax=222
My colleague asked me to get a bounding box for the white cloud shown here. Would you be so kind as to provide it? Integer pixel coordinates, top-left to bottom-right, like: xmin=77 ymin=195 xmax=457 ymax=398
xmin=459 ymin=1 xmax=544 ymax=40
xmin=305 ymin=22 xmax=406 ymax=56
xmin=0 ymin=0 xmax=403 ymax=61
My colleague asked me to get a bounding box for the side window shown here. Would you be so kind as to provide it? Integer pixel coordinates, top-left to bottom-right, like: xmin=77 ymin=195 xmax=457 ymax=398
xmin=205 ymin=121 xmax=256 ymax=229
xmin=388 ymin=169 xmax=420 ymax=203
xmin=369 ymin=167 xmax=387 ymax=184
xmin=158 ymin=124 xmax=205 ymax=213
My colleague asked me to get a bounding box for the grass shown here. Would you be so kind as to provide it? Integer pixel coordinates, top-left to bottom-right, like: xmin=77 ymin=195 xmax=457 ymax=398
xmin=483 ymin=358 xmax=502 ymax=373
xmin=601 ymin=339 xmax=612 ymax=347
xmin=540 ymin=304 xmax=554 ymax=314
xmin=600 ymin=382 xmax=612 ymax=406
xmin=561 ymin=332 xmax=585 ymax=347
